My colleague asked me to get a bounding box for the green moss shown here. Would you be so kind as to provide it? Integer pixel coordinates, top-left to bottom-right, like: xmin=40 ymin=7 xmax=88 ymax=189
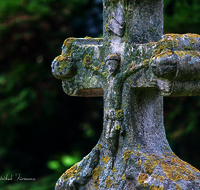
xmin=137 ymin=143 xmax=142 ymax=149
xmin=183 ymin=46 xmax=195 ymax=51
xmin=82 ymin=54 xmax=92 ymax=67
xmin=148 ymin=27 xmax=157 ymax=34
xmin=63 ymin=38 xmax=77 ymax=57
xmin=116 ymin=124 xmax=120 ymax=130
xmin=54 ymin=55 xmax=72 ymax=72
xmin=115 ymin=109 xmax=123 ymax=120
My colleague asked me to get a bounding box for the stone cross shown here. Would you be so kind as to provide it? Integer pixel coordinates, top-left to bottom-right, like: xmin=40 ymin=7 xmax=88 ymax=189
xmin=51 ymin=0 xmax=200 ymax=189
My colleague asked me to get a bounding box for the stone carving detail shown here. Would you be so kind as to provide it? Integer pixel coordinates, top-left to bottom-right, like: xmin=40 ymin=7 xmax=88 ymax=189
xmin=52 ymin=0 xmax=200 ymax=189
xmin=107 ymin=18 xmax=125 ymax=37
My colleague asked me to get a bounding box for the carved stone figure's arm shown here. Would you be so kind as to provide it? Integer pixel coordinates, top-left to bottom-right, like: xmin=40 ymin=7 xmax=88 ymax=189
xmin=122 ymin=60 xmax=149 ymax=80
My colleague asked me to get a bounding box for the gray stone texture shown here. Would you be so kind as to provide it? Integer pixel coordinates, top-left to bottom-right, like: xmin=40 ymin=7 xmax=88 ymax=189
xmin=51 ymin=0 xmax=200 ymax=189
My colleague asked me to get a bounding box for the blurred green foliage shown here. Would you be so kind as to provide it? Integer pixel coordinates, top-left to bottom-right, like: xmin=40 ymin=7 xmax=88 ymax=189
xmin=1 ymin=0 xmax=200 ymax=189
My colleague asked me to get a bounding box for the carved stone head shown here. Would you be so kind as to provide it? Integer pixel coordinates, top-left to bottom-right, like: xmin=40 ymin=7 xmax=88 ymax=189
xmin=106 ymin=54 xmax=121 ymax=76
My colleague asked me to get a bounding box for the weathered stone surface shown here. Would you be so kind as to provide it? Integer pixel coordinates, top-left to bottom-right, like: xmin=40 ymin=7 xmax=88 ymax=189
xmin=51 ymin=0 xmax=200 ymax=189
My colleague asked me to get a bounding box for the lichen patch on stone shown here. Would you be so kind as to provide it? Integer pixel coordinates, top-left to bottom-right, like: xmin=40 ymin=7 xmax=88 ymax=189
xmin=123 ymin=150 xmax=133 ymax=163
xmin=60 ymin=162 xmax=81 ymax=182
xmin=138 ymin=173 xmax=148 ymax=185
xmin=105 ymin=175 xmax=113 ymax=188
xmin=92 ymin=166 xmax=105 ymax=190
xmin=100 ymin=155 xmax=110 ymax=164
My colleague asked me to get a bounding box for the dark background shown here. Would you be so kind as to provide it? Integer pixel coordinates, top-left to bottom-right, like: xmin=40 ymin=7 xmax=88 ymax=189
xmin=1 ymin=0 xmax=200 ymax=189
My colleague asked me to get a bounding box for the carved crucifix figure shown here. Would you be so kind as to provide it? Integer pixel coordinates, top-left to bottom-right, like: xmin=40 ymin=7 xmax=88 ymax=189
xmin=83 ymin=53 xmax=148 ymax=158
xmin=52 ymin=0 xmax=200 ymax=189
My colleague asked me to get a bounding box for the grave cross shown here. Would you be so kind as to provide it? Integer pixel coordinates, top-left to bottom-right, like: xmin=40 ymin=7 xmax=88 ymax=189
xmin=52 ymin=0 xmax=200 ymax=189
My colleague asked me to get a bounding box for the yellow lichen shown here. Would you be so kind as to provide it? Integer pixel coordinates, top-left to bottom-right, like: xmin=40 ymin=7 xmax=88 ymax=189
xmin=176 ymin=184 xmax=181 ymax=190
xmin=55 ymin=55 xmax=67 ymax=62
xmin=136 ymin=160 xmax=142 ymax=167
xmin=190 ymin=38 xmax=198 ymax=44
xmin=142 ymin=152 xmax=147 ymax=156
xmin=86 ymin=155 xmax=89 ymax=160
xmin=127 ymin=63 xmax=137 ymax=71
xmin=122 ymin=174 xmax=126 ymax=180
xmin=189 ymin=165 xmax=200 ymax=174
xmin=161 ymin=163 xmax=188 ymax=181
xmin=152 ymin=33 xmax=200 ymax=62
xmin=123 ymin=150 xmax=133 ymax=163
xmin=94 ymin=177 xmax=100 ymax=190
xmin=82 ymin=54 xmax=92 ymax=67
xmin=152 ymin=174 xmax=166 ymax=182
xmin=165 ymin=34 xmax=184 ymax=39
xmin=142 ymin=59 xmax=149 ymax=65
xmin=185 ymin=33 xmax=200 ymax=38
xmin=171 ymin=152 xmax=178 ymax=158
xmin=94 ymin=67 xmax=99 ymax=71
xmin=174 ymin=51 xmax=185 ymax=58
xmin=174 ymin=50 xmax=200 ymax=58
xmin=100 ymin=156 xmax=110 ymax=164
xmin=116 ymin=125 xmax=120 ymax=130
xmin=60 ymin=162 xmax=81 ymax=182
xmin=149 ymin=185 xmax=164 ymax=190
xmin=105 ymin=176 xmax=112 ymax=188
xmin=136 ymin=150 xmax=141 ymax=157
xmin=157 ymin=175 xmax=166 ymax=182
xmin=105 ymin=23 xmax=109 ymax=31
xmin=138 ymin=173 xmax=148 ymax=185
xmin=95 ymin=144 xmax=102 ymax=150
xmin=154 ymin=49 xmax=172 ymax=59
xmin=84 ymin=36 xmax=93 ymax=41
xmin=144 ymin=155 xmax=160 ymax=174
xmin=143 ymin=153 xmax=199 ymax=182
xmin=137 ymin=143 xmax=142 ymax=149
xmin=115 ymin=109 xmax=123 ymax=120
xmin=92 ymin=166 xmax=105 ymax=190
xmin=63 ymin=38 xmax=76 ymax=57
xmin=113 ymin=182 xmax=117 ymax=188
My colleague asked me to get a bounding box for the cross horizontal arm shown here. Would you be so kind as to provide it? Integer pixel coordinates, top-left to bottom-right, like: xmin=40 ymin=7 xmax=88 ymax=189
xmin=150 ymin=33 xmax=200 ymax=96
xmin=51 ymin=38 xmax=106 ymax=97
